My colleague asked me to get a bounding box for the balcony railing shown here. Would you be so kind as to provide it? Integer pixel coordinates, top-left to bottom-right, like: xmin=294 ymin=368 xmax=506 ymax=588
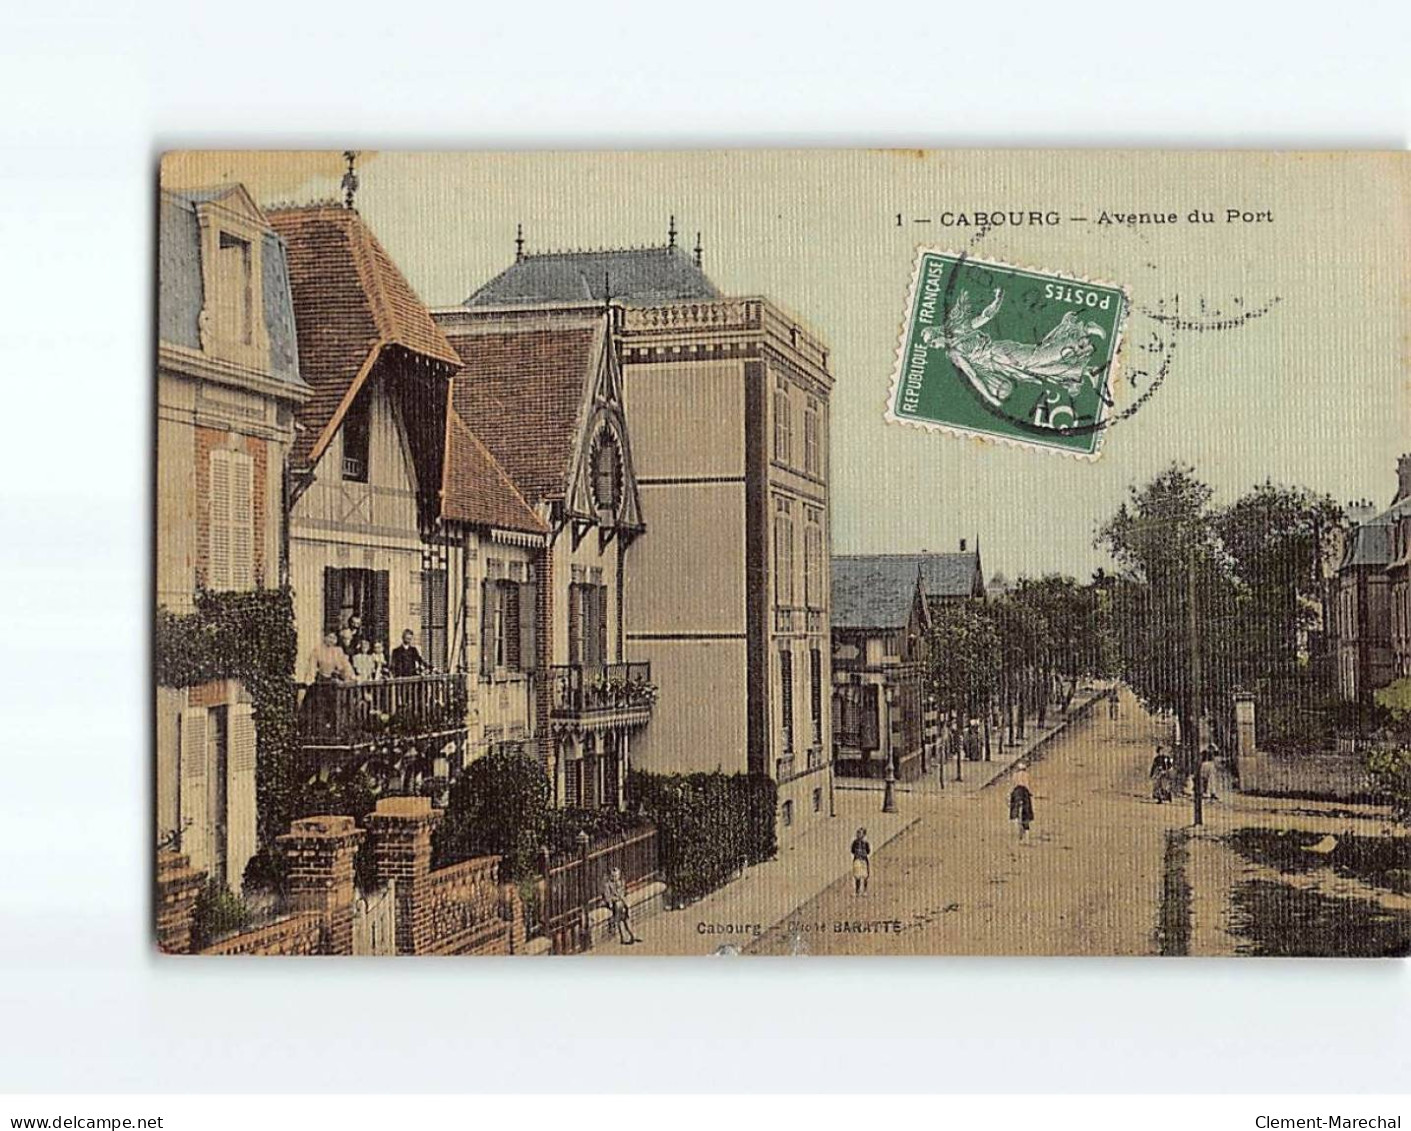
xmin=295 ymin=673 xmax=468 ymax=748
xmin=776 ymin=755 xmax=796 ymax=781
xmin=548 ymin=663 xmax=656 ymax=720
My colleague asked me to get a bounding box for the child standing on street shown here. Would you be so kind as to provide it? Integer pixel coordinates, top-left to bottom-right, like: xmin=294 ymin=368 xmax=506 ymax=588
xmin=850 ymin=828 xmax=872 ymax=895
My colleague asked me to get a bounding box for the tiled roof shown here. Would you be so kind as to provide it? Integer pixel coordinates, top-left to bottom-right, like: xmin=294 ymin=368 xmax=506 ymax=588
xmin=831 ymin=552 xmax=984 ymax=629
xmin=442 ymin=409 xmax=547 ymax=535
xmin=443 ymin=323 xmax=601 ymax=506
xmin=465 ymin=246 xmax=720 ymax=307
xmin=267 ymin=205 xmax=461 ymax=469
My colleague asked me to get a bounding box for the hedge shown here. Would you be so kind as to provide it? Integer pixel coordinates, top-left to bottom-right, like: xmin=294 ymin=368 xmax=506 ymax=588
xmin=628 ymin=770 xmax=777 ymax=904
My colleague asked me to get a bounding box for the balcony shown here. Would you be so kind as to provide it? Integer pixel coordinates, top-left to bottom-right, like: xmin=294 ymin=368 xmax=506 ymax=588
xmin=548 ymin=662 xmax=656 ymax=730
xmin=295 ymin=673 xmax=468 ymax=751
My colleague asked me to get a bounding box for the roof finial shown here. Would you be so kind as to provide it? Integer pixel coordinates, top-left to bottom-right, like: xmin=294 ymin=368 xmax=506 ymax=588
xmin=694 ymin=231 xmax=703 ymax=268
xmin=668 ymin=214 xmax=677 ymax=249
xmin=341 ymin=150 xmax=359 ymax=210
xmin=515 ymin=223 xmax=525 ymax=262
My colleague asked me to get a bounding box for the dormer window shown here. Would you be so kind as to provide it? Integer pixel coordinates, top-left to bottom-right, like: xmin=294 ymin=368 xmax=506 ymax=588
xmin=216 ymin=231 xmax=253 ymax=344
xmin=193 ymin=188 xmax=269 ymax=369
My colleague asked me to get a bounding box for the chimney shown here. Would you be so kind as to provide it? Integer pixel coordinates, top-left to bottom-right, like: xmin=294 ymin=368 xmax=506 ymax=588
xmin=1397 ymin=454 xmax=1411 ymax=504
xmin=959 ymin=538 xmax=967 ymax=552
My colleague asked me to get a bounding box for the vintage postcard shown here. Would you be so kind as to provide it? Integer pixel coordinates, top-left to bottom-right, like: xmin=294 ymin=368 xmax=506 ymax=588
xmin=155 ymin=150 xmax=1411 ymax=957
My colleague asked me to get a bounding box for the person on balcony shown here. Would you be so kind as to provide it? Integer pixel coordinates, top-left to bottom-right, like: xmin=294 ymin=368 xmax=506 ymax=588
xmin=369 ymin=640 xmax=388 ymax=680
xmin=339 ymin=614 xmax=366 ymax=658
xmin=351 ymin=638 xmax=380 ymax=682
xmin=390 ymin=628 xmax=431 ymax=678
xmin=303 ymin=631 xmax=355 ymax=733
xmin=307 ymin=631 xmax=355 ymax=683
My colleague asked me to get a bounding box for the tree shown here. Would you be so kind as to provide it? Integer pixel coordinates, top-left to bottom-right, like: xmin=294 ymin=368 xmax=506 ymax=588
xmin=985 ymin=593 xmax=1046 ymax=743
xmin=1013 ymin=574 xmax=1101 ymax=714
xmin=924 ymin=602 xmax=1001 ymax=756
xmin=1214 ymin=481 xmax=1342 ymax=688
xmin=432 ymin=747 xmax=550 ymax=881
xmin=1097 ymin=464 xmax=1239 ymax=753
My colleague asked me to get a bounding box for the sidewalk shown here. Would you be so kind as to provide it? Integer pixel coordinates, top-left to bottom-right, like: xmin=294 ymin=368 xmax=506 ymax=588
xmin=587 ymin=788 xmax=916 ymax=956
xmin=836 ymin=683 xmax=1112 ymax=800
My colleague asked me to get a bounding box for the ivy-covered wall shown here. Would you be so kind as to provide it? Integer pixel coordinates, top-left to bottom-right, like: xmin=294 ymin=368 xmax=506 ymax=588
xmin=155 ymin=587 xmax=299 ymax=849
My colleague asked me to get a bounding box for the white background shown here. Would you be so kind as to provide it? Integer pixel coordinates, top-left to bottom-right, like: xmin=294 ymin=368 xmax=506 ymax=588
xmin=2 ymin=0 xmax=1409 ymax=1095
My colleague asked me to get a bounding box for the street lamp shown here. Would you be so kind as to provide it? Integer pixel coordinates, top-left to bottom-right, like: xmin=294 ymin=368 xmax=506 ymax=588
xmin=882 ymin=685 xmax=898 ymax=813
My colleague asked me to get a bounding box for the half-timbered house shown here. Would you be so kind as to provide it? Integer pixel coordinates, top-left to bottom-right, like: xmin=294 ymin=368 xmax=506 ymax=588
xmin=435 ymin=304 xmax=653 ymax=808
xmin=268 ymin=204 xmax=468 ymax=793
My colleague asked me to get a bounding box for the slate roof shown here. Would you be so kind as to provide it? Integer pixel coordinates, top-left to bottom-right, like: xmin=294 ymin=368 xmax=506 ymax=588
xmin=441 ymin=408 xmax=547 ymax=535
xmin=465 ymin=246 xmax=721 ymax=307
xmin=157 ymin=187 xmax=305 ymax=392
xmin=442 ymin=323 xmax=601 ymax=507
xmin=831 ymin=553 xmax=984 ymax=630
xmin=267 ymin=205 xmax=461 ymax=469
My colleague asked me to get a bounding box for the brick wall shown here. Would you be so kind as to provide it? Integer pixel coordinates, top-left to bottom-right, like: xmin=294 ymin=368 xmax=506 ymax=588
xmin=200 ymin=913 xmax=324 ymax=956
xmin=156 ymin=801 xmax=526 ymax=957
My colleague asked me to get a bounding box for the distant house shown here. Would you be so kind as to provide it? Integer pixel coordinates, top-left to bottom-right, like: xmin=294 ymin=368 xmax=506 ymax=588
xmin=1333 ymin=456 xmax=1411 ymax=704
xmin=155 ymin=184 xmax=310 ymax=892
xmin=829 ymin=544 xmax=986 ymax=781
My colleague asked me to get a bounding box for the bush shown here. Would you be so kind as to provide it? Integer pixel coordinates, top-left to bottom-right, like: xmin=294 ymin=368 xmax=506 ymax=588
xmin=190 ymin=880 xmax=252 ymax=950
xmin=432 ymin=747 xmax=550 ymax=880
xmin=543 ymin=807 xmax=652 ymax=856
xmin=627 ymin=770 xmax=777 ymax=904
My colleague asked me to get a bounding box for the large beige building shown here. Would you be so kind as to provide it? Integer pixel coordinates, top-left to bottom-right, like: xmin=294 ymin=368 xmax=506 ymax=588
xmin=464 ymin=234 xmax=835 ymax=835
xmin=155 ymin=185 xmax=310 ymax=890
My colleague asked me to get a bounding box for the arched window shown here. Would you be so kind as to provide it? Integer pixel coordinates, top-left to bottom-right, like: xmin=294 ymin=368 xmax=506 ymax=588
xmin=591 ymin=431 xmax=622 ymax=516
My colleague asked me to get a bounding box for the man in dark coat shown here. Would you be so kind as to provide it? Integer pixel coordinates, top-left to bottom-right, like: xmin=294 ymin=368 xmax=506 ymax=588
xmin=390 ymin=628 xmax=430 ymax=677
xmin=1008 ymin=766 xmax=1034 ymax=841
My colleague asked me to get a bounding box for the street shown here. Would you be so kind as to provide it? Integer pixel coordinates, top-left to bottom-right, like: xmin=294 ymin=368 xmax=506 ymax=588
xmin=749 ymin=687 xmax=1193 ymax=955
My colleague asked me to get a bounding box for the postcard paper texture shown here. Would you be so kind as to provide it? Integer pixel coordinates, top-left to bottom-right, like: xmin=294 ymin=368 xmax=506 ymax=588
xmin=155 ymin=150 xmax=1411 ymax=957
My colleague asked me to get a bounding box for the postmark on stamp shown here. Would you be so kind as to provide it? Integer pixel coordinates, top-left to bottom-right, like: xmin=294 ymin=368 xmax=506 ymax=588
xmin=887 ymin=249 xmax=1130 ymax=459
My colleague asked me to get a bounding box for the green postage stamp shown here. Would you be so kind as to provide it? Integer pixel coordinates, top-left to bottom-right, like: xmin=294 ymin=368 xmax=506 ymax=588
xmin=887 ymin=250 xmax=1130 ymax=458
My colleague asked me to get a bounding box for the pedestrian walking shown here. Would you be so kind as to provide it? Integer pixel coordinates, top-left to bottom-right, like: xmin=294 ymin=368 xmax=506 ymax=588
xmin=963 ymin=722 xmax=982 ymax=762
xmin=1197 ymin=745 xmax=1220 ymax=802
xmin=601 ymin=866 xmax=639 ymax=945
xmin=1149 ymin=746 xmax=1174 ymax=803
xmin=1008 ymin=766 xmax=1035 ymax=841
xmin=850 ymin=827 xmax=872 ymax=895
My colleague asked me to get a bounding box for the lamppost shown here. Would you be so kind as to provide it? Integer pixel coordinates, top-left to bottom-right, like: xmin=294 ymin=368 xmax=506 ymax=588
xmin=882 ymin=685 xmax=898 ymax=813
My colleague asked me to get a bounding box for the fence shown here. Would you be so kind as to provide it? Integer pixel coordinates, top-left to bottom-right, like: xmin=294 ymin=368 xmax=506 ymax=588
xmin=295 ymin=673 xmax=468 ymax=746
xmin=540 ymin=826 xmax=661 ymax=954
xmin=352 ymin=882 xmax=397 ymax=956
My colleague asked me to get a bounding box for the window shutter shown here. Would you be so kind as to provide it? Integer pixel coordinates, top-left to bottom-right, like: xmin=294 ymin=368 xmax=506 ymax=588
xmin=597 ymin=585 xmax=609 ymax=666
xmin=323 ymin=567 xmax=342 ymax=636
xmin=568 ymin=584 xmax=582 ymax=665
xmin=505 ymin=583 xmax=522 ymax=670
xmin=372 ymin=571 xmax=390 ymax=655
xmin=479 ymin=579 xmax=494 ymax=677
xmin=179 ymin=708 xmax=209 ymax=871
xmin=230 ymin=452 xmax=254 ymax=589
xmin=226 ymin=704 xmax=257 ymax=895
xmin=519 ymin=579 xmax=537 ymax=672
xmin=208 ymin=451 xmax=232 ymax=591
